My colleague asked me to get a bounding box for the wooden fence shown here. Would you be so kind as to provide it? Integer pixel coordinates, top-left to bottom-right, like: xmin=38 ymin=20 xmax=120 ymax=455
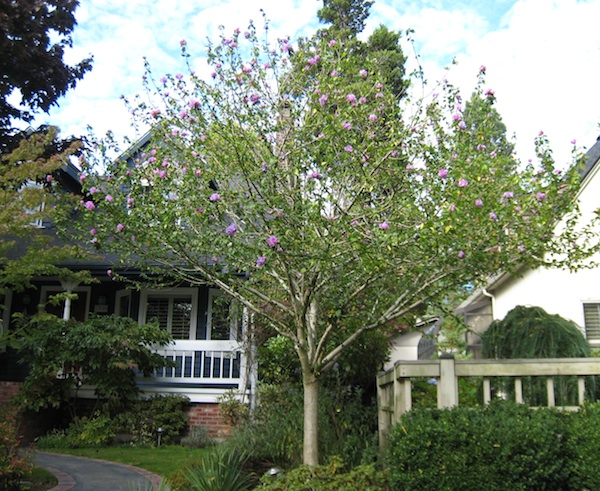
xmin=377 ymin=355 xmax=600 ymax=448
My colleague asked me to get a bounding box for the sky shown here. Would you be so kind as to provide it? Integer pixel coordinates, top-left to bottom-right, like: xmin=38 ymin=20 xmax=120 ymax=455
xmin=36 ymin=0 xmax=600 ymax=166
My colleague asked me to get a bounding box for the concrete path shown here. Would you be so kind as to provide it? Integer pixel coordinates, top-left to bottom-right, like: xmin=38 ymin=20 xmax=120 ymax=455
xmin=34 ymin=452 xmax=164 ymax=491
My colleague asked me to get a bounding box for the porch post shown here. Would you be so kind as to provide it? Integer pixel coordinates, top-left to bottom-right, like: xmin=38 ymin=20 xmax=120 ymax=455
xmin=59 ymin=279 xmax=80 ymax=321
xmin=437 ymin=353 xmax=458 ymax=409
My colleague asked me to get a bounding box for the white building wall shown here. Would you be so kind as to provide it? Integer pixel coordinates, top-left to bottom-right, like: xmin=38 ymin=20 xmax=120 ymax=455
xmin=491 ymin=145 xmax=600 ymax=342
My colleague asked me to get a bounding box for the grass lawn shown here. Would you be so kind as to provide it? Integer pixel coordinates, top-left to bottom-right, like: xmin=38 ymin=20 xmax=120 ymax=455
xmin=22 ymin=466 xmax=58 ymax=491
xmin=43 ymin=445 xmax=208 ymax=478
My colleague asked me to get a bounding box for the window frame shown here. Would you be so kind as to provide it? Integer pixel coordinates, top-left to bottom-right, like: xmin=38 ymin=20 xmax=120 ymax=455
xmin=206 ymin=288 xmax=242 ymax=341
xmin=139 ymin=288 xmax=198 ymax=340
xmin=582 ymin=302 xmax=600 ymax=341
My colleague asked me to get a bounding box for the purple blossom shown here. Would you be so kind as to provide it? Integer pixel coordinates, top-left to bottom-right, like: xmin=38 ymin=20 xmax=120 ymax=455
xmin=330 ymin=70 xmax=340 ymax=77
xmin=536 ymin=192 xmax=546 ymax=200
xmin=475 ymin=199 xmax=483 ymax=207
xmin=84 ymin=201 xmax=95 ymax=211
xmin=189 ymin=99 xmax=201 ymax=109
xmin=458 ymin=251 xmax=465 ymax=259
xmin=150 ymin=109 xmax=161 ymax=118
xmin=503 ymin=191 xmax=514 ymax=199
xmin=458 ymin=121 xmax=467 ymax=130
xmin=489 ymin=212 xmax=497 ymax=221
xmin=346 ymin=93 xmax=356 ymax=103
xmin=379 ymin=221 xmax=389 ymax=230
xmin=438 ymin=169 xmax=448 ymax=179
xmin=319 ymin=94 xmax=328 ymax=106
xmin=344 ymin=145 xmax=353 ymax=152
xmin=342 ymin=122 xmax=352 ymax=130
xmin=249 ymin=93 xmax=260 ymax=105
xmin=308 ymin=170 xmax=322 ymax=180
xmin=180 ymin=39 xmax=187 ymax=46
xmin=359 ymin=69 xmax=368 ymax=78
xmin=105 ymin=195 xmax=114 ymax=202
xmin=256 ymin=256 xmax=267 ymax=267
xmin=209 ymin=193 xmax=220 ymax=201
xmin=359 ymin=96 xmax=367 ymax=104
xmin=116 ymin=223 xmax=124 ymax=232
xmin=107 ymin=269 xmax=112 ymax=277
xmin=458 ymin=178 xmax=468 ymax=188
xmin=307 ymin=57 xmax=317 ymax=66
xmin=79 ymin=173 xmax=87 ymax=182
xmin=89 ymin=187 xmax=98 ymax=195
xmin=90 ymin=228 xmax=97 ymax=235
xmin=179 ymin=110 xmax=188 ymax=118
xmin=329 ymin=39 xmax=336 ymax=47
xmin=368 ymin=114 xmax=378 ymax=122
xmin=225 ymin=223 xmax=238 ymax=237
xmin=453 ymin=113 xmax=462 ymax=121
xmin=449 ymin=203 xmax=456 ymax=212
xmin=267 ymin=235 xmax=279 ymax=248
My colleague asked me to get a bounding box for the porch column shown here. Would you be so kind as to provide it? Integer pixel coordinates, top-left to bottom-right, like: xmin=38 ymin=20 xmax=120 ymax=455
xmin=59 ymin=279 xmax=80 ymax=321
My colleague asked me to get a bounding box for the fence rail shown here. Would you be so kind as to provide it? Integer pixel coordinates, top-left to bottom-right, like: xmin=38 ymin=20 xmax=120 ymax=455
xmin=377 ymin=356 xmax=600 ymax=447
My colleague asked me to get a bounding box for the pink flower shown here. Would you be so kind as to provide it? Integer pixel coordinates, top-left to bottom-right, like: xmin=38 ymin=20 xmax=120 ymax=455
xmin=358 ymin=96 xmax=367 ymax=104
xmin=359 ymin=69 xmax=368 ymax=78
xmin=46 ymin=174 xmax=52 ymax=182
xmin=489 ymin=212 xmax=497 ymax=221
xmin=256 ymin=256 xmax=267 ymax=267
xmin=209 ymin=193 xmax=220 ymax=201
xmin=105 ymin=195 xmax=114 ymax=202
xmin=458 ymin=179 xmax=468 ymax=188
xmin=480 ymin=65 xmax=486 ymax=73
xmin=329 ymin=39 xmax=336 ymax=47
xmin=342 ymin=122 xmax=352 ymax=130
xmin=475 ymin=199 xmax=483 ymax=207
xmin=438 ymin=169 xmax=448 ymax=179
xmin=308 ymin=170 xmax=322 ymax=179
xmin=107 ymin=269 xmax=113 ymax=277
xmin=90 ymin=228 xmax=97 ymax=235
xmin=150 ymin=109 xmax=161 ymax=118
xmin=180 ymin=39 xmax=187 ymax=46
xmin=503 ymin=191 xmax=514 ymax=199
xmin=379 ymin=221 xmax=389 ymax=230
xmin=346 ymin=93 xmax=356 ymax=103
xmin=536 ymin=192 xmax=546 ymax=200
xmin=458 ymin=251 xmax=465 ymax=259
xmin=449 ymin=203 xmax=456 ymax=212
xmin=80 ymin=173 xmax=87 ymax=181
xmin=368 ymin=114 xmax=378 ymax=122
xmin=330 ymin=70 xmax=340 ymax=77
xmin=267 ymin=235 xmax=279 ymax=248
xmin=189 ymin=99 xmax=201 ymax=109
xmin=344 ymin=145 xmax=353 ymax=152
xmin=89 ymin=187 xmax=98 ymax=195
xmin=319 ymin=94 xmax=328 ymax=106
xmin=84 ymin=201 xmax=95 ymax=211
xmin=116 ymin=223 xmax=124 ymax=232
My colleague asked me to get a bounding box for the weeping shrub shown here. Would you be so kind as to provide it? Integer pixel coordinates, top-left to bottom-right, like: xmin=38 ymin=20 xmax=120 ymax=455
xmin=481 ymin=305 xmax=594 ymax=405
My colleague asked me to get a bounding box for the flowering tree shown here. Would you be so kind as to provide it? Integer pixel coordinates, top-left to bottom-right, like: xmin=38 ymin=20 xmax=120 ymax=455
xmin=76 ymin=21 xmax=597 ymax=465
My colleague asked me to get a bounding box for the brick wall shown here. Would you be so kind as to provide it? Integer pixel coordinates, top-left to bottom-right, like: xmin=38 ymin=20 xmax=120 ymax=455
xmin=0 ymin=381 xmax=21 ymax=414
xmin=185 ymin=403 xmax=231 ymax=439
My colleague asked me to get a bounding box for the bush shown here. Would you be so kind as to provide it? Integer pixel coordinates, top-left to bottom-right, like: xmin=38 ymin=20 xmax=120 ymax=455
xmin=37 ymin=413 xmax=116 ymax=448
xmin=257 ymin=456 xmax=390 ymax=490
xmin=387 ymin=401 xmax=600 ymax=491
xmin=0 ymin=410 xmax=32 ymax=490
xmin=181 ymin=425 xmax=213 ymax=448
xmin=114 ymin=394 xmax=189 ymax=446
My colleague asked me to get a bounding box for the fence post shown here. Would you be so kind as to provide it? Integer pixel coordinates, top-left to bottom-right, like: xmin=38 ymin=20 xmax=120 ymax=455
xmin=438 ymin=354 xmax=458 ymax=409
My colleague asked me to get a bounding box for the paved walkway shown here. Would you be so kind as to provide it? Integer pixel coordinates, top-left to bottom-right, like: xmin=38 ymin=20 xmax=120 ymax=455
xmin=34 ymin=452 xmax=164 ymax=491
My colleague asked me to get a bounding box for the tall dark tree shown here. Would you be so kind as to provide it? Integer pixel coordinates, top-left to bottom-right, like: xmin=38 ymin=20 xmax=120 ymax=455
xmin=0 ymin=0 xmax=92 ymax=152
xmin=317 ymin=0 xmax=373 ymax=38
xmin=317 ymin=0 xmax=408 ymax=98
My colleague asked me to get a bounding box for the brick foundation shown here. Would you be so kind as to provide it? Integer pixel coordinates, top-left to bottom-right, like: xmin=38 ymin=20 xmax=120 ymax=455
xmin=185 ymin=403 xmax=232 ymax=439
xmin=0 ymin=381 xmax=21 ymax=414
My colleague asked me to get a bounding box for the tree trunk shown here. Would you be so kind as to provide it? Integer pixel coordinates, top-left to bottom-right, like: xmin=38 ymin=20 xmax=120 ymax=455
xmin=302 ymin=369 xmax=320 ymax=466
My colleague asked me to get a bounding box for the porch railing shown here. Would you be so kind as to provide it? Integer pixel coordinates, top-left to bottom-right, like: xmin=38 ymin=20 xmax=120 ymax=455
xmin=377 ymin=356 xmax=600 ymax=448
xmin=136 ymin=340 xmax=247 ymax=402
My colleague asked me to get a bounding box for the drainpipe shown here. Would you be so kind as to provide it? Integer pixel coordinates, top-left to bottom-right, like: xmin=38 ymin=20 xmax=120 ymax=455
xmin=482 ymin=287 xmax=496 ymax=320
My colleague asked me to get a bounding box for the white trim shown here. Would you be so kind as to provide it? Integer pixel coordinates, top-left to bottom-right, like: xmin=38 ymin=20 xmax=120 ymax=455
xmin=40 ymin=286 xmax=92 ymax=321
xmin=139 ymin=288 xmax=198 ymax=340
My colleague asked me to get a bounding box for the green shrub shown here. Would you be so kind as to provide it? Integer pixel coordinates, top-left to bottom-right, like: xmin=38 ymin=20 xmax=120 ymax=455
xmin=0 ymin=410 xmax=32 ymax=490
xmin=115 ymin=394 xmax=189 ymax=446
xmin=37 ymin=413 xmax=116 ymax=448
xmin=388 ymin=402 xmax=580 ymax=490
xmin=257 ymin=456 xmax=390 ymax=490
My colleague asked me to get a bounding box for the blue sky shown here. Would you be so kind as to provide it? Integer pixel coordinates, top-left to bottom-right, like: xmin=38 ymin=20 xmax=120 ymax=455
xmin=37 ymin=0 xmax=600 ymax=165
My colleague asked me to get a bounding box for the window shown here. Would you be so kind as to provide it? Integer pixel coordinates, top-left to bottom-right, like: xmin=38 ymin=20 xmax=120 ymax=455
xmin=583 ymin=303 xmax=600 ymax=340
xmin=207 ymin=289 xmax=242 ymax=341
xmin=115 ymin=290 xmax=132 ymax=318
xmin=140 ymin=289 xmax=198 ymax=340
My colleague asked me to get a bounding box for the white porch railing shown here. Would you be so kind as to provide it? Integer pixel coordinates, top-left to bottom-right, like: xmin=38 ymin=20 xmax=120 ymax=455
xmin=377 ymin=355 xmax=600 ymax=448
xmin=136 ymin=340 xmax=247 ymax=402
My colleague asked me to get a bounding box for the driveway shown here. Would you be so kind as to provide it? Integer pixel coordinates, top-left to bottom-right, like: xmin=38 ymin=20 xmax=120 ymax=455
xmin=34 ymin=452 xmax=164 ymax=491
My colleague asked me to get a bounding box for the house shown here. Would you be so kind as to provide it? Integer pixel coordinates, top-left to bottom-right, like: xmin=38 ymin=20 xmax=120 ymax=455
xmin=457 ymin=136 xmax=600 ymax=355
xmin=0 ymin=140 xmax=255 ymax=438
